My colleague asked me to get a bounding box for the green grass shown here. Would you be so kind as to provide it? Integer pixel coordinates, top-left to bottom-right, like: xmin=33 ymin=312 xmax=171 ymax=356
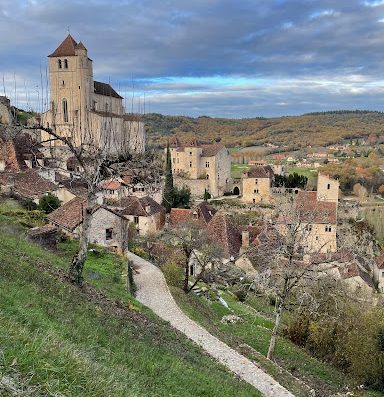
xmin=171 ymin=287 xmax=382 ymax=397
xmin=0 ymin=199 xmax=260 ymax=397
xmin=231 ymin=163 xmax=253 ymax=178
xmin=285 ymin=166 xmax=318 ymax=178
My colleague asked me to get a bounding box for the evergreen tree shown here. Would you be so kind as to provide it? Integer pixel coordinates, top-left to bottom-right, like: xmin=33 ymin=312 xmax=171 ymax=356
xmin=162 ymin=142 xmax=174 ymax=212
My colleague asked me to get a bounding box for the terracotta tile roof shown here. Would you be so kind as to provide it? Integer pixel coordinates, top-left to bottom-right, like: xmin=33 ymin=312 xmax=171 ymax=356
xmin=340 ymin=262 xmax=360 ymax=279
xmin=169 ymin=208 xmax=193 ymax=225
xmin=376 ymin=252 xmax=384 ymax=269
xmin=339 ymin=263 xmax=375 ymax=288
xmin=6 ymin=169 xmax=57 ymax=199
xmin=244 ymin=165 xmax=274 ymax=178
xmin=119 ymin=196 xmax=164 ymax=217
xmin=169 ymin=202 xmax=216 ymax=226
xmin=196 ymin=201 xmax=217 ymax=224
xmin=296 ymin=191 xmax=337 ymax=224
xmin=201 ymin=143 xmax=225 ymax=157
xmin=94 ymin=81 xmax=123 ymax=99
xmin=55 ymin=174 xmax=88 ymax=197
xmin=48 ymin=34 xmax=78 ymax=57
xmin=207 ymin=212 xmax=242 ymax=258
xmin=75 ymin=41 xmax=87 ymax=50
xmin=101 ymin=180 xmax=122 ymax=190
xmin=47 ymin=197 xmax=85 ymax=231
xmin=0 ymin=132 xmax=43 ymax=172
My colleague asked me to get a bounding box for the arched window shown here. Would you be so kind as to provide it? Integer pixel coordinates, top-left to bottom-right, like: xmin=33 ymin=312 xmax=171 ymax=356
xmin=58 ymin=59 xmax=62 ymax=69
xmin=62 ymin=99 xmax=68 ymax=123
xmin=64 ymin=59 xmax=68 ymax=69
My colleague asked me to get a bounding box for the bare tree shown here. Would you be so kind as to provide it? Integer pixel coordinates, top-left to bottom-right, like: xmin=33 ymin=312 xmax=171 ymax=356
xmin=246 ymin=196 xmax=339 ymax=360
xmin=160 ymin=221 xmax=222 ymax=293
xmin=29 ymin=120 xmax=161 ymax=284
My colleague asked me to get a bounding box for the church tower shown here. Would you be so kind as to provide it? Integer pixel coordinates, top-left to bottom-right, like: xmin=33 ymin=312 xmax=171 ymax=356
xmin=47 ymin=34 xmax=93 ymax=140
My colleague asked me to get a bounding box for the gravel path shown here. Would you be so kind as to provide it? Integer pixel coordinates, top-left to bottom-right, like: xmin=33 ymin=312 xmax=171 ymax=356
xmin=128 ymin=252 xmax=295 ymax=397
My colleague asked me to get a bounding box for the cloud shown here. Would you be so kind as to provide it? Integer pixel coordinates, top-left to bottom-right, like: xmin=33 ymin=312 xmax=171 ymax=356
xmin=1 ymin=0 xmax=384 ymax=117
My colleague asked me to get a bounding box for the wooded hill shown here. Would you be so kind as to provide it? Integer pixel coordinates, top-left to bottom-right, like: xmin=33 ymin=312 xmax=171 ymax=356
xmin=143 ymin=111 xmax=384 ymax=149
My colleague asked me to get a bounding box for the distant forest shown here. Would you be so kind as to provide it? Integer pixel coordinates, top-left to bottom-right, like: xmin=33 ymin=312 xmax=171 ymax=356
xmin=143 ymin=111 xmax=384 ymax=149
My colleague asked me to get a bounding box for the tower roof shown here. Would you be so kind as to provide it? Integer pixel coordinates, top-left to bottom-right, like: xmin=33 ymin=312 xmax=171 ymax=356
xmin=48 ymin=34 xmax=78 ymax=57
xmin=75 ymin=41 xmax=87 ymax=51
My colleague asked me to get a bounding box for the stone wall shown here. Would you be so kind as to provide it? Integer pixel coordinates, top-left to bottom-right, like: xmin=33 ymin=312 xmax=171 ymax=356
xmin=174 ymin=177 xmax=210 ymax=198
xmin=88 ymin=208 xmax=129 ymax=253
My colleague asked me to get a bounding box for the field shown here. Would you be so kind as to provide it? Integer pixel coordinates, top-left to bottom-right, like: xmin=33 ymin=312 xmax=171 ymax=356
xmin=0 ymin=199 xmax=260 ymax=397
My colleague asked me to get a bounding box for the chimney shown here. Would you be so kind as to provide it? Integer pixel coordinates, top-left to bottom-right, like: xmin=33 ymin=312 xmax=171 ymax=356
xmin=242 ymin=230 xmax=249 ymax=248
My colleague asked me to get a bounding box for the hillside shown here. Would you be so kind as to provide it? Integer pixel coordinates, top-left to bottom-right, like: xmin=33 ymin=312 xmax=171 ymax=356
xmin=0 ymin=199 xmax=259 ymax=397
xmin=143 ymin=111 xmax=384 ymax=149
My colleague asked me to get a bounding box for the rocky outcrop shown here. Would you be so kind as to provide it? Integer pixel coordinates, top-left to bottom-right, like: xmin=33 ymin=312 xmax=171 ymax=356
xmin=0 ymin=96 xmax=13 ymax=125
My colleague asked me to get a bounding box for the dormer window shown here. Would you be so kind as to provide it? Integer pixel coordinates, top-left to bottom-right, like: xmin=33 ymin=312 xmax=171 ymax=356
xmin=64 ymin=59 xmax=68 ymax=69
xmin=58 ymin=59 xmax=62 ymax=69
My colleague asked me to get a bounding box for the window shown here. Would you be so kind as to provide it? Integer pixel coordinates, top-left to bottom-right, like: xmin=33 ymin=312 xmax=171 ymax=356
xmin=64 ymin=59 xmax=68 ymax=69
xmin=189 ymin=151 xmax=192 ymax=155
xmin=255 ymin=179 xmax=258 ymax=184
xmin=205 ymin=161 xmax=210 ymax=168
xmin=62 ymin=99 xmax=68 ymax=122
xmin=105 ymin=103 xmax=109 ymax=112
xmin=134 ymin=216 xmax=139 ymax=224
xmin=206 ymin=174 xmax=209 ymax=179
xmin=189 ymin=161 xmax=192 ymax=167
xmin=327 ymin=183 xmax=330 ymax=190
xmin=252 ymin=198 xmax=256 ymax=203
xmin=306 ymin=224 xmax=312 ymax=231
xmin=62 ymin=80 xmax=65 ymax=86
xmin=254 ymin=189 xmax=259 ymax=193
xmin=105 ymin=228 xmax=113 ymax=240
xmin=173 ymin=158 xmax=175 ymax=163
xmin=325 ymin=226 xmax=332 ymax=232
xmin=58 ymin=59 xmax=62 ymax=69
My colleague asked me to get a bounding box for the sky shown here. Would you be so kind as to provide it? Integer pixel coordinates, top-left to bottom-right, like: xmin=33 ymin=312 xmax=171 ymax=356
xmin=1 ymin=0 xmax=384 ymax=118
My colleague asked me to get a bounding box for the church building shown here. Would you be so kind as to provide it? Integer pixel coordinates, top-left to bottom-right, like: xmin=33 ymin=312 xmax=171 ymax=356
xmin=41 ymin=35 xmax=145 ymax=155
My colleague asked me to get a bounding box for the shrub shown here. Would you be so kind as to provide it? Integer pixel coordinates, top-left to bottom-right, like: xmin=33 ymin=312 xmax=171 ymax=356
xmin=20 ymin=198 xmax=37 ymax=211
xmin=233 ymin=287 xmax=248 ymax=302
xmin=285 ymin=316 xmax=310 ymax=347
xmin=162 ymin=262 xmax=184 ymax=287
xmin=38 ymin=193 xmax=61 ymax=214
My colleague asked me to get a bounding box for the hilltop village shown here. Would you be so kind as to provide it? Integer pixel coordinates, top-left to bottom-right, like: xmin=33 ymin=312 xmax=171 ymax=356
xmin=2 ymin=35 xmax=384 ymax=397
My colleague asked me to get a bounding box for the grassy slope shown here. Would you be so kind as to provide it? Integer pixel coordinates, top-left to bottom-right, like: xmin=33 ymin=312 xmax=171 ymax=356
xmin=0 ymin=202 xmax=260 ymax=397
xmin=171 ymin=287 xmax=384 ymax=397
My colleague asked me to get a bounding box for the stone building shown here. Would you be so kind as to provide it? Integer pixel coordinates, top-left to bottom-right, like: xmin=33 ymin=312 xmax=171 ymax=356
xmin=41 ymin=35 xmax=145 ymax=157
xmin=316 ymin=173 xmax=339 ymax=203
xmin=169 ymin=137 xmax=231 ymax=198
xmin=241 ymin=165 xmax=274 ymax=204
xmin=47 ymin=197 xmax=129 ymax=253
xmin=117 ymin=195 xmax=165 ymax=236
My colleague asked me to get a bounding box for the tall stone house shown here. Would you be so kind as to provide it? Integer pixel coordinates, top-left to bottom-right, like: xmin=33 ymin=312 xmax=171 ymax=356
xmin=169 ymin=137 xmax=231 ymax=198
xmin=291 ymin=174 xmax=339 ymax=253
xmin=41 ymin=35 xmax=145 ymax=156
xmin=241 ymin=165 xmax=274 ymax=204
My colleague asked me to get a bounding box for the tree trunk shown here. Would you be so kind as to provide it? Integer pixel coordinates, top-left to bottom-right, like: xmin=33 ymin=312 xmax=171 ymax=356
xmin=183 ymin=261 xmax=190 ymax=293
xmin=68 ymin=195 xmax=94 ymax=284
xmin=267 ymin=300 xmax=283 ymax=360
